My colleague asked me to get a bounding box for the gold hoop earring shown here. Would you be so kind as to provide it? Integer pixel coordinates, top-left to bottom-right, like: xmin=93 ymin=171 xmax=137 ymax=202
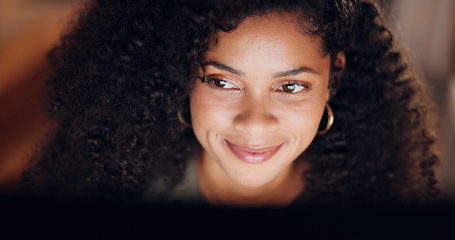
xmin=317 ymin=103 xmax=334 ymax=135
xmin=178 ymin=110 xmax=192 ymax=128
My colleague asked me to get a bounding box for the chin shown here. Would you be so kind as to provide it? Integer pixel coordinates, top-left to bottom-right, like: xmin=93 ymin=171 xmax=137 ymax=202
xmin=224 ymin=167 xmax=281 ymax=189
xmin=232 ymin=178 xmax=273 ymax=189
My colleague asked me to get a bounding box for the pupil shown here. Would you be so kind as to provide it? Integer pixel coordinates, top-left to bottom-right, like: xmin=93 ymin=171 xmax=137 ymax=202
xmin=214 ymin=80 xmax=226 ymax=88
xmin=283 ymin=84 xmax=295 ymax=92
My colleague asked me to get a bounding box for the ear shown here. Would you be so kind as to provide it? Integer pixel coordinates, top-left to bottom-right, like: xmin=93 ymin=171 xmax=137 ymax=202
xmin=334 ymin=51 xmax=346 ymax=71
xmin=327 ymin=51 xmax=346 ymax=101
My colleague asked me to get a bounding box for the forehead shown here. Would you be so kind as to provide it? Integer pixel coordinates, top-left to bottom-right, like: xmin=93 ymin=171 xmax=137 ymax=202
xmin=208 ymin=13 xmax=324 ymax=56
xmin=204 ymin=13 xmax=328 ymax=74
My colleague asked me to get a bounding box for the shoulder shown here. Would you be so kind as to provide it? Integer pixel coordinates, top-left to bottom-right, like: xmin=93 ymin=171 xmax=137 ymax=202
xmin=142 ymin=158 xmax=208 ymax=206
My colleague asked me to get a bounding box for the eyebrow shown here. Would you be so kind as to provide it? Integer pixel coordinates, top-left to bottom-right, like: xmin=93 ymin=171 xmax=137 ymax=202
xmin=203 ymin=61 xmax=320 ymax=78
xmin=203 ymin=61 xmax=244 ymax=76
xmin=273 ymin=67 xmax=320 ymax=78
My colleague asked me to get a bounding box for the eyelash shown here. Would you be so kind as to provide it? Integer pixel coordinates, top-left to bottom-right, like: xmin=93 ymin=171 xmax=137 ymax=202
xmin=203 ymin=77 xmax=239 ymax=90
xmin=277 ymin=81 xmax=312 ymax=94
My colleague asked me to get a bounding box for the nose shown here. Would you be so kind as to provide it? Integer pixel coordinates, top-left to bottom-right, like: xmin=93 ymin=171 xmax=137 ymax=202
xmin=233 ymin=94 xmax=279 ymax=136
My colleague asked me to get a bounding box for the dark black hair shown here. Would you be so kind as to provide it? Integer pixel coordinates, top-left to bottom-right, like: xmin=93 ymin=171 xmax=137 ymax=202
xmin=21 ymin=0 xmax=439 ymax=203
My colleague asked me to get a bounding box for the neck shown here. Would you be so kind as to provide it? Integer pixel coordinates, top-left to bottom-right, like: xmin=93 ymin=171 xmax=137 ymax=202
xmin=196 ymin=153 xmax=307 ymax=208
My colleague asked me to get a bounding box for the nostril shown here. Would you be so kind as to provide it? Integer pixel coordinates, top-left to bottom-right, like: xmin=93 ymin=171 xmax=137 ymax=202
xmin=233 ymin=108 xmax=279 ymax=135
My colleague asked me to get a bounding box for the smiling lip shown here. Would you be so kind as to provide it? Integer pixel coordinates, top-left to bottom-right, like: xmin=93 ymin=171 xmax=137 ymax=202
xmin=226 ymin=140 xmax=284 ymax=164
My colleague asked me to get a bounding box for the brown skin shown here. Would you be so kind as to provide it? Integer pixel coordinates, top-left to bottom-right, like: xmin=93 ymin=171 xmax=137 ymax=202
xmin=190 ymin=13 xmax=345 ymax=207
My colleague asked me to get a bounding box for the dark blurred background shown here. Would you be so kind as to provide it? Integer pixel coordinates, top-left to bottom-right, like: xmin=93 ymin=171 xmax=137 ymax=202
xmin=1 ymin=0 xmax=454 ymax=200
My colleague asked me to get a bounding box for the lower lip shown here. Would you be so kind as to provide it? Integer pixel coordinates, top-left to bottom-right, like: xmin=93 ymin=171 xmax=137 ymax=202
xmin=226 ymin=141 xmax=283 ymax=164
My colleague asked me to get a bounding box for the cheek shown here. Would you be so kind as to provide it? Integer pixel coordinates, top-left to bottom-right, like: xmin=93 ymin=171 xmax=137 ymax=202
xmin=275 ymin=100 xmax=324 ymax=136
xmin=189 ymin=86 xmax=234 ymax=141
xmin=273 ymin=88 xmax=327 ymax=145
xmin=275 ymin=83 xmax=327 ymax=124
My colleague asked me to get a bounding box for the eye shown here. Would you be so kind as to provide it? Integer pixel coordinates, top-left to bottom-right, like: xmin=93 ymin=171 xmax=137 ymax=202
xmin=204 ymin=77 xmax=239 ymax=90
xmin=278 ymin=82 xmax=310 ymax=93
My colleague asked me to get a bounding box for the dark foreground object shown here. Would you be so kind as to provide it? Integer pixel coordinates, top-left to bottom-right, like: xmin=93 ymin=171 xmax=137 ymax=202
xmin=1 ymin=196 xmax=453 ymax=239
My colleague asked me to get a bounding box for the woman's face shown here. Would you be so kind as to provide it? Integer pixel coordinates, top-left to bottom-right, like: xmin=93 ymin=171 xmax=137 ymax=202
xmin=190 ymin=13 xmax=331 ymax=188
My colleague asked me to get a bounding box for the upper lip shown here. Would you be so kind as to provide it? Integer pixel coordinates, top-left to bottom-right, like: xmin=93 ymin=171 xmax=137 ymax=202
xmin=225 ymin=140 xmax=284 ymax=153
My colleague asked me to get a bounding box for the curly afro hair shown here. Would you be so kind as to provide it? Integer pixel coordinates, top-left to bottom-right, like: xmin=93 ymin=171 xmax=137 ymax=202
xmin=21 ymin=0 xmax=439 ymax=203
